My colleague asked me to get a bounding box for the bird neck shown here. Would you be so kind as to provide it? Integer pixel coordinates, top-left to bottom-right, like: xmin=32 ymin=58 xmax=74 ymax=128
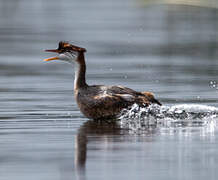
xmin=74 ymin=52 xmax=88 ymax=90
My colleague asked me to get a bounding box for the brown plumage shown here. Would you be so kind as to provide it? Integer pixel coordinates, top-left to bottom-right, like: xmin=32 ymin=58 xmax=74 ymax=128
xmin=44 ymin=41 xmax=162 ymax=120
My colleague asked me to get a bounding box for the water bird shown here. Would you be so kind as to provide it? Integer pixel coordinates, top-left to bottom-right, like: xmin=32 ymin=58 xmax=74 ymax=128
xmin=44 ymin=41 xmax=161 ymax=120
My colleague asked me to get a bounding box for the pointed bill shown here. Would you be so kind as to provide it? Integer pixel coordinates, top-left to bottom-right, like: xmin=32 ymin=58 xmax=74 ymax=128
xmin=45 ymin=49 xmax=60 ymax=53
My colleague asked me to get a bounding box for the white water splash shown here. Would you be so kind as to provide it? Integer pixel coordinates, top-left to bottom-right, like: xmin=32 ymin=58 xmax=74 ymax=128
xmin=118 ymin=104 xmax=218 ymax=132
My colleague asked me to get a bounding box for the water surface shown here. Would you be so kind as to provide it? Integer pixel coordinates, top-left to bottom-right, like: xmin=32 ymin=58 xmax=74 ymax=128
xmin=1 ymin=0 xmax=218 ymax=180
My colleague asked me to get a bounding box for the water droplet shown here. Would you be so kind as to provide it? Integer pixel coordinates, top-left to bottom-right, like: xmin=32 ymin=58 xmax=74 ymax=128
xmin=209 ymin=81 xmax=217 ymax=88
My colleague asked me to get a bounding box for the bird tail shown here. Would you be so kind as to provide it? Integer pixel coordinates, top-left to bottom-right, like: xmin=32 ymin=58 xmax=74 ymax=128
xmin=141 ymin=92 xmax=162 ymax=106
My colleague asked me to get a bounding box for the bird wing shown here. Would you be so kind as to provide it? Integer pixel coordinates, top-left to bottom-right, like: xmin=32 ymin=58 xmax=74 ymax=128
xmin=91 ymin=85 xmax=150 ymax=107
xmin=92 ymin=91 xmax=135 ymax=105
xmin=106 ymin=85 xmax=141 ymax=96
xmin=106 ymin=86 xmax=161 ymax=105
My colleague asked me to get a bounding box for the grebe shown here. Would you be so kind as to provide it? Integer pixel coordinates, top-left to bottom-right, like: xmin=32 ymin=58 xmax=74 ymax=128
xmin=44 ymin=41 xmax=161 ymax=120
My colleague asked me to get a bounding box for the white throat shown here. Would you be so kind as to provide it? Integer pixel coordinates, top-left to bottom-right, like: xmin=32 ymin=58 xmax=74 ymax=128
xmin=74 ymin=62 xmax=80 ymax=90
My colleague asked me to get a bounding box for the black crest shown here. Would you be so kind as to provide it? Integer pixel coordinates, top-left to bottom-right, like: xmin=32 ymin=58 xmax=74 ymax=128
xmin=58 ymin=41 xmax=86 ymax=53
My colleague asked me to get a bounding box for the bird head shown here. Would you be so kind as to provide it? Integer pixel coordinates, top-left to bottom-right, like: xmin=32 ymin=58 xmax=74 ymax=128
xmin=44 ymin=41 xmax=86 ymax=63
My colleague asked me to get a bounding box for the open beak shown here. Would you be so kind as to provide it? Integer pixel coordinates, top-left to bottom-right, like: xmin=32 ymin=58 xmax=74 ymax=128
xmin=44 ymin=49 xmax=60 ymax=61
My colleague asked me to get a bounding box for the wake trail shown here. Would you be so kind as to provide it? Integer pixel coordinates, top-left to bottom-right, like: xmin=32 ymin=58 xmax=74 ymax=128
xmin=118 ymin=104 xmax=218 ymax=132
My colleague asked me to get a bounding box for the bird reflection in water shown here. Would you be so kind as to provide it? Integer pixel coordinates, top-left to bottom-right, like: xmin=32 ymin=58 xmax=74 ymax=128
xmin=74 ymin=120 xmax=121 ymax=179
xmin=73 ymin=119 xmax=159 ymax=179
